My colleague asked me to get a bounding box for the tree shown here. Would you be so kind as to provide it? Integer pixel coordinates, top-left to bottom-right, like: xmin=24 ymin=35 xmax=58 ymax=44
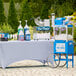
xmin=15 ymin=0 xmax=23 ymax=3
xmin=20 ymin=0 xmax=36 ymax=26
xmin=40 ymin=4 xmax=49 ymax=20
xmin=29 ymin=1 xmax=42 ymax=17
xmin=73 ymin=0 xmax=76 ymax=11
xmin=56 ymin=1 xmax=73 ymax=17
xmin=0 ymin=0 xmax=6 ymax=25
xmin=3 ymin=0 xmax=23 ymax=2
xmin=74 ymin=26 xmax=76 ymax=42
xmin=8 ymin=0 xmax=19 ymax=33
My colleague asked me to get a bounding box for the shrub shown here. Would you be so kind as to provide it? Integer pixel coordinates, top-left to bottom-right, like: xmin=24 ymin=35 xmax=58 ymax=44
xmin=1 ymin=23 xmax=14 ymax=34
xmin=0 ymin=27 xmax=2 ymax=32
xmin=73 ymin=26 xmax=76 ymax=42
xmin=74 ymin=46 xmax=76 ymax=54
xmin=8 ymin=0 xmax=19 ymax=33
xmin=20 ymin=0 xmax=36 ymax=26
xmin=40 ymin=4 xmax=49 ymax=20
xmin=0 ymin=0 xmax=6 ymax=25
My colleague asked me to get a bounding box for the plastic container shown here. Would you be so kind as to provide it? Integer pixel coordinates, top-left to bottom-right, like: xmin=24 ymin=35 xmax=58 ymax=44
xmin=13 ymin=34 xmax=17 ymax=40
xmin=10 ymin=34 xmax=13 ymax=39
xmin=1 ymin=33 xmax=8 ymax=41
xmin=18 ymin=21 xmax=23 ymax=40
xmin=5 ymin=33 xmax=8 ymax=41
xmin=0 ymin=33 xmax=2 ymax=40
xmin=0 ymin=33 xmax=1 ymax=38
xmin=19 ymin=30 xmax=24 ymax=41
xmin=1 ymin=33 xmax=5 ymax=38
xmin=24 ymin=20 xmax=29 ymax=40
xmin=7 ymin=34 xmax=9 ymax=39
xmin=26 ymin=30 xmax=31 ymax=41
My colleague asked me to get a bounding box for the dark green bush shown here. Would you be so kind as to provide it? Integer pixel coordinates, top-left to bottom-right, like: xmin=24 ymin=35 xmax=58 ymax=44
xmin=8 ymin=0 xmax=19 ymax=33
xmin=0 ymin=0 xmax=6 ymax=25
xmin=40 ymin=4 xmax=49 ymax=20
xmin=20 ymin=0 xmax=36 ymax=26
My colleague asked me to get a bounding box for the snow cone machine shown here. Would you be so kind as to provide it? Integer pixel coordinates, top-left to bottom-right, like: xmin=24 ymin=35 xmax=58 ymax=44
xmin=51 ymin=13 xmax=74 ymax=68
xmin=33 ymin=19 xmax=51 ymax=40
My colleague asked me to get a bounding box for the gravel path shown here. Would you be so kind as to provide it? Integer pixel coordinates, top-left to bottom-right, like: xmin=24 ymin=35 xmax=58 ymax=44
xmin=0 ymin=56 xmax=76 ymax=76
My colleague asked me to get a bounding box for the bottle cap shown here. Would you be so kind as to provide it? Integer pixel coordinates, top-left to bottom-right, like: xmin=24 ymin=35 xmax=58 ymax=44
xmin=24 ymin=20 xmax=29 ymax=29
xmin=18 ymin=21 xmax=23 ymax=29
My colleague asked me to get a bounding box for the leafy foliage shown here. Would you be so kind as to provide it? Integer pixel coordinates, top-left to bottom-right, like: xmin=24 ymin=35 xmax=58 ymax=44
xmin=74 ymin=26 xmax=76 ymax=41
xmin=0 ymin=0 xmax=6 ymax=25
xmin=0 ymin=23 xmax=14 ymax=33
xmin=29 ymin=2 xmax=42 ymax=17
xmin=0 ymin=0 xmax=76 ymax=32
xmin=74 ymin=46 xmax=76 ymax=54
xmin=40 ymin=4 xmax=49 ymax=20
xmin=8 ymin=0 xmax=19 ymax=33
xmin=20 ymin=0 xmax=36 ymax=26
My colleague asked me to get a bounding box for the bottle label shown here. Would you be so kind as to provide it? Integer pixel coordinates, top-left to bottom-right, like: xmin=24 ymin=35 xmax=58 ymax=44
xmin=24 ymin=28 xmax=29 ymax=35
xmin=19 ymin=35 xmax=24 ymax=40
xmin=26 ymin=34 xmax=30 ymax=41
xmin=0 ymin=33 xmax=2 ymax=38
xmin=5 ymin=33 xmax=8 ymax=38
xmin=2 ymin=33 xmax=5 ymax=38
xmin=18 ymin=29 xmax=23 ymax=35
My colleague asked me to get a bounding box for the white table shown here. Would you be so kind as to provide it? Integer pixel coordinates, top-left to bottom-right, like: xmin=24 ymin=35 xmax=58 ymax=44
xmin=0 ymin=40 xmax=54 ymax=69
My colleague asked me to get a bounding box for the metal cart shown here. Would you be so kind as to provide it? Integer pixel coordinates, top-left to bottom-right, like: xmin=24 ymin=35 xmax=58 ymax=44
xmin=53 ymin=18 xmax=74 ymax=68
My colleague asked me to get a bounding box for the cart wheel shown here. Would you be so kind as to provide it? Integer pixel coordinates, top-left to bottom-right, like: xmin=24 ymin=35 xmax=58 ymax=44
xmin=58 ymin=54 xmax=66 ymax=67
xmin=47 ymin=54 xmax=60 ymax=68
